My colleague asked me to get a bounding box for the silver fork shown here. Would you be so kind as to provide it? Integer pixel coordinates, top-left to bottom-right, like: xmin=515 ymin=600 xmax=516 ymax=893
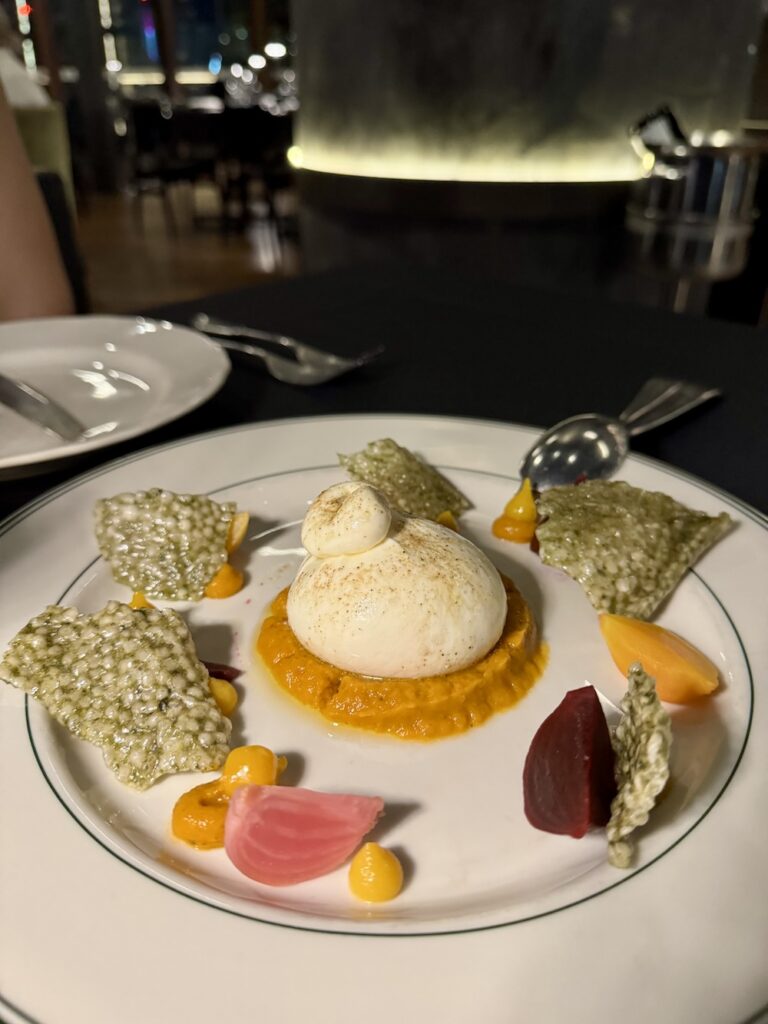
xmin=192 ymin=313 xmax=384 ymax=385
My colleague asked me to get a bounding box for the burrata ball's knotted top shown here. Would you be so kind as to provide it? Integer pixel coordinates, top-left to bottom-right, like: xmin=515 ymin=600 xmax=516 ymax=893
xmin=301 ymin=482 xmax=391 ymax=557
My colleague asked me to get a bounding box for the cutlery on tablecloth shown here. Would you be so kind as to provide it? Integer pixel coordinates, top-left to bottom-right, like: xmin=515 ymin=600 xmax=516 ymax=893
xmin=0 ymin=372 xmax=86 ymax=441
xmin=192 ymin=313 xmax=384 ymax=386
xmin=520 ymin=377 xmax=721 ymax=488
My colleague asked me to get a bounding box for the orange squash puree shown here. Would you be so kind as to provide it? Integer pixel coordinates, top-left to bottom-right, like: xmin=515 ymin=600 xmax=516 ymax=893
xmin=492 ymin=478 xmax=537 ymax=544
xmin=255 ymin=577 xmax=547 ymax=740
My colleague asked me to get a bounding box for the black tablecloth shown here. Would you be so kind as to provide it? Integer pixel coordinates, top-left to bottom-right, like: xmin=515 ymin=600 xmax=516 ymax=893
xmin=2 ymin=263 xmax=767 ymax=520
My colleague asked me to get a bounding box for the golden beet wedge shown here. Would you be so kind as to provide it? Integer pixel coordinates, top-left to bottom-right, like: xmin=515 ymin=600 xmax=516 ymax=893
xmin=599 ymin=614 xmax=719 ymax=704
xmin=226 ymin=512 xmax=250 ymax=554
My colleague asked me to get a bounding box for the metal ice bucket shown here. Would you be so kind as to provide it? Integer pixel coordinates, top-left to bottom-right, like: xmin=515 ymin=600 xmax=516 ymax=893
xmin=626 ymin=141 xmax=763 ymax=281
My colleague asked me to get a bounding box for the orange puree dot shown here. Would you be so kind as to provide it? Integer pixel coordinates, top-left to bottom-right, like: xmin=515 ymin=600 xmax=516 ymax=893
xmin=204 ymin=562 xmax=244 ymax=599
xmin=208 ymin=676 xmax=238 ymax=716
xmin=172 ymin=780 xmax=229 ymax=849
xmin=492 ymin=479 xmax=537 ymax=544
xmin=436 ymin=510 xmax=459 ymax=532
xmin=171 ymin=745 xmax=286 ymax=848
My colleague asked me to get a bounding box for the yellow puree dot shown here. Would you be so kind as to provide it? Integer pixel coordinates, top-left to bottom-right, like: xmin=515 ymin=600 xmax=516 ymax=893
xmin=348 ymin=843 xmax=404 ymax=902
xmin=171 ymin=745 xmax=287 ymax=848
xmin=208 ymin=676 xmax=238 ymax=716
xmin=436 ymin=510 xmax=459 ymax=532
xmin=204 ymin=562 xmax=244 ymax=599
xmin=492 ymin=477 xmax=537 ymax=543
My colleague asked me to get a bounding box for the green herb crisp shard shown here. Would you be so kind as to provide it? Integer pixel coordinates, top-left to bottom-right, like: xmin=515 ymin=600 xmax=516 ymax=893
xmin=0 ymin=601 xmax=231 ymax=789
xmin=536 ymin=480 xmax=732 ymax=618
xmin=607 ymin=663 xmax=672 ymax=868
xmin=95 ymin=488 xmax=236 ymax=601
xmin=339 ymin=438 xmax=470 ymax=520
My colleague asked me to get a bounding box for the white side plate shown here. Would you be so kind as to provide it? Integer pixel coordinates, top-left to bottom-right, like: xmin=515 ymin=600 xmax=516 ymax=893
xmin=0 ymin=316 xmax=229 ymax=475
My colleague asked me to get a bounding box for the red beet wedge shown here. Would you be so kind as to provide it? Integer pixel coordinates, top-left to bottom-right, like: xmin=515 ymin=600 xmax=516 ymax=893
xmin=201 ymin=660 xmax=242 ymax=682
xmin=523 ymin=686 xmax=617 ymax=838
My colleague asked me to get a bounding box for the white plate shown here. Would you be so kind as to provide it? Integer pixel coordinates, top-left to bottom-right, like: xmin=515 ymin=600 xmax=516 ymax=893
xmin=0 ymin=316 xmax=229 ymax=475
xmin=1 ymin=415 xmax=766 ymax=1024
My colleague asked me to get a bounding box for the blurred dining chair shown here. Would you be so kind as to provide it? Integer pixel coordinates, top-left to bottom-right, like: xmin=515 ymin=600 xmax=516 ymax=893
xmin=127 ymin=100 xmax=223 ymax=235
xmin=36 ymin=170 xmax=89 ymax=314
xmin=13 ymin=106 xmax=89 ymax=311
xmin=219 ymin=106 xmax=294 ymax=233
xmin=13 ymin=101 xmax=76 ymax=212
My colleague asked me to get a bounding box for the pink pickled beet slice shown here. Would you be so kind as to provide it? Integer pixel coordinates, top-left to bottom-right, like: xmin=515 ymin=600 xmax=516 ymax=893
xmin=523 ymin=686 xmax=617 ymax=838
xmin=224 ymin=785 xmax=384 ymax=886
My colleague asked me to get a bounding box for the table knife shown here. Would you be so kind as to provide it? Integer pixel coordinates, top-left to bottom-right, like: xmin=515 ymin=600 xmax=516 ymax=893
xmin=0 ymin=372 xmax=85 ymax=441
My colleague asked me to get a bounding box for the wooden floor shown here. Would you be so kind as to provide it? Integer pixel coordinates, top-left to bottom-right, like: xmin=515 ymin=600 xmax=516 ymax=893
xmin=76 ymin=186 xmax=300 ymax=314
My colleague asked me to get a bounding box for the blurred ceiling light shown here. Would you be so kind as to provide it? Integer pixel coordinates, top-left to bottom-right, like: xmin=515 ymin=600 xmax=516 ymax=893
xmin=114 ymin=117 xmax=127 ymax=136
xmin=235 ymin=27 xmax=247 ymax=40
xmin=287 ymin=145 xmax=304 ymax=168
xmin=265 ymin=42 xmax=287 ymax=59
xmin=21 ymin=36 xmax=36 ymax=70
xmin=241 ymin=68 xmax=254 ymax=83
xmin=231 ymin=62 xmax=243 ymax=78
xmin=105 ymin=59 xmax=122 ymax=73
xmin=641 ymin=151 xmax=655 ymax=172
xmin=218 ymin=33 xmax=230 ymax=45
xmin=14 ymin=1 xmax=31 ymax=34
xmin=248 ymin=53 xmax=266 ymax=69
xmin=283 ymin=69 xmax=296 ymax=82
xmin=117 ymin=70 xmax=165 ymax=85
xmin=710 ymin=129 xmax=733 ymax=147
xmin=102 ymin=31 xmax=118 ymax=70
xmin=208 ymin=53 xmax=222 ymax=74
xmin=176 ymin=70 xmax=216 ymax=84
xmin=97 ymin=0 xmax=112 ymax=29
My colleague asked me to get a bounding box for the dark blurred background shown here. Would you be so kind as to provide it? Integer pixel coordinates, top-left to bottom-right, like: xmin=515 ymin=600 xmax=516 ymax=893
xmin=2 ymin=0 xmax=767 ymax=322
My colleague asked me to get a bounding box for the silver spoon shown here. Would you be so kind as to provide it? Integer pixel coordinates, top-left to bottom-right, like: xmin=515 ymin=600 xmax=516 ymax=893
xmin=520 ymin=377 xmax=721 ymax=488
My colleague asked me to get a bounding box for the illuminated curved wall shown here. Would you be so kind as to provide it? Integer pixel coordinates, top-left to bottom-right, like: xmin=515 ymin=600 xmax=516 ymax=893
xmin=292 ymin=0 xmax=762 ymax=184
